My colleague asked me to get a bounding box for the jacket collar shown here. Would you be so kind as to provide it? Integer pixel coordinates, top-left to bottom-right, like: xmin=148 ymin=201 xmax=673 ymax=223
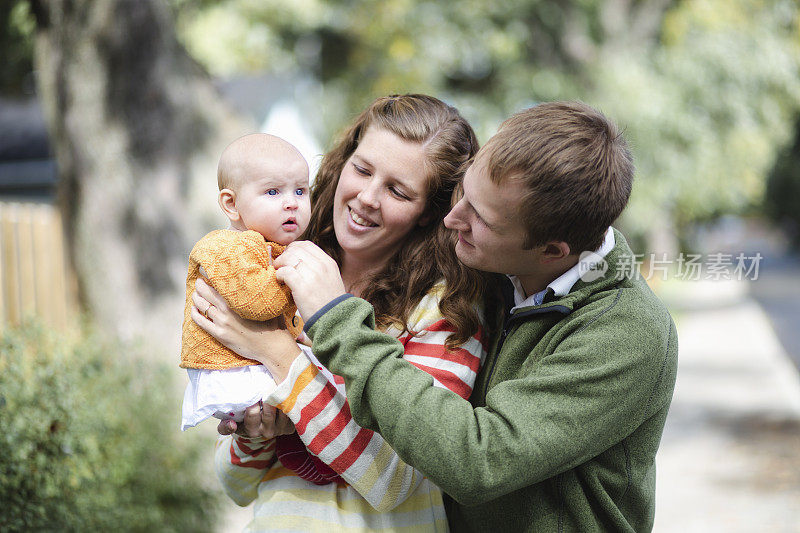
xmin=507 ymin=227 xmax=615 ymax=311
xmin=509 ymin=228 xmax=634 ymax=316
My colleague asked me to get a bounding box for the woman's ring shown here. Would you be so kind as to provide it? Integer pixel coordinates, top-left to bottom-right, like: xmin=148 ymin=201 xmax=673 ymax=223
xmin=203 ymin=303 xmax=212 ymax=319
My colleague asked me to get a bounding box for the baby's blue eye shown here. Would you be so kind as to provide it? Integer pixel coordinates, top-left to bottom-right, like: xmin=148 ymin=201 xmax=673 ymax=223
xmin=267 ymin=189 xmax=279 ymax=196
xmin=295 ymin=188 xmax=305 ymax=196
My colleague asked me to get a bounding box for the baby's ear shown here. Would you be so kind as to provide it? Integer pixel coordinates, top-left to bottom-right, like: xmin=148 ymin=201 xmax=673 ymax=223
xmin=218 ymin=189 xmax=240 ymax=222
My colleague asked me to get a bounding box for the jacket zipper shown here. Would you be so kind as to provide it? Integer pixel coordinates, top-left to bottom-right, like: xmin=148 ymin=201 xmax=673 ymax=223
xmin=482 ymin=304 xmax=571 ymax=399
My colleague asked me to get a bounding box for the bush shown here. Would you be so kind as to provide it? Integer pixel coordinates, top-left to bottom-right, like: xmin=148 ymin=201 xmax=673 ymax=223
xmin=0 ymin=323 xmax=220 ymax=532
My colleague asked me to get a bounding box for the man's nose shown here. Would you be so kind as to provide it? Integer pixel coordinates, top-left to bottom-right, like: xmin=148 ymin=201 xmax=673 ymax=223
xmin=444 ymin=200 xmax=467 ymax=230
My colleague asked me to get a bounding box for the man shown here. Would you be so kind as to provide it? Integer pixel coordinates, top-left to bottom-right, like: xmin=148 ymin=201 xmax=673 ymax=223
xmin=271 ymin=101 xmax=678 ymax=531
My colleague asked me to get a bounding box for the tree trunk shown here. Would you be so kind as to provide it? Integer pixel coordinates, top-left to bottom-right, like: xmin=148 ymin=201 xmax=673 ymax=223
xmin=28 ymin=0 xmax=253 ymax=353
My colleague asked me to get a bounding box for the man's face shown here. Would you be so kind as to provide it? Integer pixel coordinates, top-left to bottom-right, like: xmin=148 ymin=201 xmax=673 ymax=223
xmin=444 ymin=155 xmax=539 ymax=277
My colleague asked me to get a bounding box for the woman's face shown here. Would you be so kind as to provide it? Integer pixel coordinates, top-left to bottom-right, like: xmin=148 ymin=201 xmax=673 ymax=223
xmin=333 ymin=125 xmax=431 ymax=269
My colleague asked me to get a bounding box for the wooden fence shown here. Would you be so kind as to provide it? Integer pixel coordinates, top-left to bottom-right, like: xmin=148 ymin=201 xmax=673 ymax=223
xmin=0 ymin=201 xmax=77 ymax=331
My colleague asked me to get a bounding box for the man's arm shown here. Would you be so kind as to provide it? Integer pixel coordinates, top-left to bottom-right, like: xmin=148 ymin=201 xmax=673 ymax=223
xmin=306 ymin=296 xmax=677 ymax=505
xmin=265 ymin=306 xmax=486 ymax=510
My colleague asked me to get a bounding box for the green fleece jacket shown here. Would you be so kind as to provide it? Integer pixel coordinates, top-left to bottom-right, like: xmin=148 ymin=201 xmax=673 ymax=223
xmin=305 ymin=229 xmax=678 ymax=532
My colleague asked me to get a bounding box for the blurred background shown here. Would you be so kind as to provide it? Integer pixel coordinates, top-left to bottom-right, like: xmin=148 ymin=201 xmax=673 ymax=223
xmin=0 ymin=0 xmax=798 ymax=531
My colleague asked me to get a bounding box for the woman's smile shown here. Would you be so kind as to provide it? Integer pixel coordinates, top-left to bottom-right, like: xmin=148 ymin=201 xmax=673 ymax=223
xmin=348 ymin=206 xmax=378 ymax=228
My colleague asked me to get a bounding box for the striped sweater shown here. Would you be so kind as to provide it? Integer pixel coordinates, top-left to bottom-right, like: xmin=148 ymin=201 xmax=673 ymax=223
xmin=214 ymin=282 xmax=487 ymax=532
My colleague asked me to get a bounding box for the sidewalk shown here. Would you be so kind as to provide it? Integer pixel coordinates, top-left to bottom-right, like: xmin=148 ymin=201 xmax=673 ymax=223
xmin=654 ymin=279 xmax=800 ymax=532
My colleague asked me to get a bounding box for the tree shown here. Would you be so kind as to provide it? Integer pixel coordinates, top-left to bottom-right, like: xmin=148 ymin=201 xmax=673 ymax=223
xmin=19 ymin=0 xmax=800 ymax=347
xmin=765 ymin=117 xmax=800 ymax=247
xmin=592 ymin=0 xmax=800 ymax=252
xmin=28 ymin=0 xmax=253 ymax=348
xmin=0 ymin=1 xmax=36 ymax=95
xmin=176 ymin=0 xmax=800 ymax=254
xmin=172 ymin=0 xmax=680 ymax=139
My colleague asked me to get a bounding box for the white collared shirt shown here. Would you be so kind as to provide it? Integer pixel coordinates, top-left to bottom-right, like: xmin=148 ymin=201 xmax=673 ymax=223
xmin=507 ymin=227 xmax=615 ymax=313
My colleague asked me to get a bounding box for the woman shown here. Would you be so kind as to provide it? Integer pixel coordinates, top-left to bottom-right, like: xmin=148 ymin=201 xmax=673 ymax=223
xmin=192 ymin=94 xmax=490 ymax=532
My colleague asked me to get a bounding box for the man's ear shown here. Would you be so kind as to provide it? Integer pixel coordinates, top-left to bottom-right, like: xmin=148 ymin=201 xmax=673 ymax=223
xmin=540 ymin=241 xmax=571 ymax=264
xmin=218 ymin=189 xmax=240 ymax=223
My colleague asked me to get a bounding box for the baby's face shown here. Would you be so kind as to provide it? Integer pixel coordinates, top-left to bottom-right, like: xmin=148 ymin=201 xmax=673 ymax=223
xmin=234 ymin=154 xmax=311 ymax=245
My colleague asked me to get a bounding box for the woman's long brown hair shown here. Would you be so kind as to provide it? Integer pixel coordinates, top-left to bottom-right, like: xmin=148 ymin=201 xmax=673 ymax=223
xmin=303 ymin=94 xmax=491 ymax=348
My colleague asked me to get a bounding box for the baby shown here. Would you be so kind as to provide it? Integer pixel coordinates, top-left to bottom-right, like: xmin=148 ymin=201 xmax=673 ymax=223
xmin=180 ymin=133 xmax=310 ymax=430
xmin=180 ymin=134 xmax=341 ymax=485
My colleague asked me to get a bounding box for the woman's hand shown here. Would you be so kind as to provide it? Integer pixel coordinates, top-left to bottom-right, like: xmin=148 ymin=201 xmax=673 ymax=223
xmin=273 ymin=241 xmax=347 ymax=320
xmin=218 ymin=401 xmax=295 ymax=440
xmin=191 ymin=278 xmax=301 ymax=381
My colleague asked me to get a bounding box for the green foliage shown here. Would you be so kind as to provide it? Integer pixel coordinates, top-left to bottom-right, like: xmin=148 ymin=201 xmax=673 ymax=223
xmin=598 ymin=0 xmax=800 ymax=240
xmin=0 ymin=0 xmax=36 ymax=95
xmin=173 ymin=0 xmax=800 ymax=249
xmin=0 ymin=323 xmax=220 ymax=532
xmin=171 ymin=0 xmax=692 ymax=138
xmin=3 ymin=0 xmax=798 ymax=248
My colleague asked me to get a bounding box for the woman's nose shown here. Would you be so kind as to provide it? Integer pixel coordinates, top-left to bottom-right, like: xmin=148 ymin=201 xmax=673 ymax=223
xmin=357 ymin=180 xmax=381 ymax=209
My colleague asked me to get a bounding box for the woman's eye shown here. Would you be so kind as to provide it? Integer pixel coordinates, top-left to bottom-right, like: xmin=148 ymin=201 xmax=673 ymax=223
xmin=353 ymin=164 xmax=369 ymax=176
xmin=389 ymin=186 xmax=409 ymax=200
xmin=266 ymin=189 xmax=279 ymax=196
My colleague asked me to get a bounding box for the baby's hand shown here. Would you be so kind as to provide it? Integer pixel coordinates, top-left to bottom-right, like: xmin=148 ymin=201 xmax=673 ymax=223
xmin=217 ymin=418 xmax=238 ymax=436
xmin=218 ymin=401 xmax=295 ymax=440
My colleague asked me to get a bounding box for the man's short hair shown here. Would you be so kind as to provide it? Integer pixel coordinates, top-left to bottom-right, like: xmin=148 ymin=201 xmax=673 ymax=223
xmin=482 ymin=101 xmax=633 ymax=253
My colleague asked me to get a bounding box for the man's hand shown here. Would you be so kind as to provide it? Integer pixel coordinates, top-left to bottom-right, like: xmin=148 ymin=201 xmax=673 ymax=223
xmin=273 ymin=241 xmax=347 ymax=320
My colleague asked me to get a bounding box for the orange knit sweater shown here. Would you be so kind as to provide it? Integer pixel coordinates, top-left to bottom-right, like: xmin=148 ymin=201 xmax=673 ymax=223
xmin=180 ymin=229 xmax=303 ymax=370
